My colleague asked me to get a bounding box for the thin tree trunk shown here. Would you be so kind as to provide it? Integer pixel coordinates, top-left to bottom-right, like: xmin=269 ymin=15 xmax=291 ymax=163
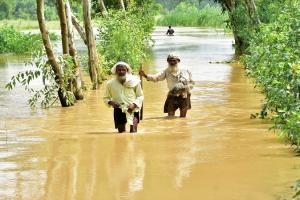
xmin=56 ymin=0 xmax=69 ymax=54
xmin=119 ymin=0 xmax=125 ymax=11
xmin=244 ymin=0 xmax=261 ymax=25
xmin=36 ymin=0 xmax=71 ymax=107
xmin=99 ymin=0 xmax=108 ymax=16
xmin=82 ymin=0 xmax=100 ymax=89
xmin=71 ymin=14 xmax=88 ymax=45
xmin=65 ymin=0 xmax=84 ymax=100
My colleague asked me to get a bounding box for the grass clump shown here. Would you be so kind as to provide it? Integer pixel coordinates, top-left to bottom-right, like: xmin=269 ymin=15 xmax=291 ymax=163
xmin=157 ymin=2 xmax=228 ymax=28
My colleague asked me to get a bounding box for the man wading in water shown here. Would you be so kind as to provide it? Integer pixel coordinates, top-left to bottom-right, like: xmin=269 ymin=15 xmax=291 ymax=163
xmin=166 ymin=25 xmax=175 ymax=36
xmin=139 ymin=53 xmax=194 ymax=117
xmin=104 ymin=62 xmax=144 ymax=133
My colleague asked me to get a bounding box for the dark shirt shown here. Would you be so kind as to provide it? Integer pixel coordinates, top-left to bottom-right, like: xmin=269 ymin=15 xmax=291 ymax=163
xmin=166 ymin=28 xmax=174 ymax=35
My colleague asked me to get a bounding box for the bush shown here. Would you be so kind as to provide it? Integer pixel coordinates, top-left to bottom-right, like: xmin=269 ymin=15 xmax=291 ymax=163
xmin=157 ymin=2 xmax=228 ymax=28
xmin=0 ymin=27 xmax=58 ymax=54
xmin=242 ymin=3 xmax=300 ymax=146
xmin=96 ymin=4 xmax=158 ymax=74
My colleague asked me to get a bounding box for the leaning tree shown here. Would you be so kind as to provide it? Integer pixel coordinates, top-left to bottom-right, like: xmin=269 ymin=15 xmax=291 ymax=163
xmin=36 ymin=0 xmax=73 ymax=107
xmin=214 ymin=0 xmax=261 ymax=54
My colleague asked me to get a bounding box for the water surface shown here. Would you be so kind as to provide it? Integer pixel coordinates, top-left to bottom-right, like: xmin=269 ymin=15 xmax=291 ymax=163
xmin=0 ymin=27 xmax=299 ymax=200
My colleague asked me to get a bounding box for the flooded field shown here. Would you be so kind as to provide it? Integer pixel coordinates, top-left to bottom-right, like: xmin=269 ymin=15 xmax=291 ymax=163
xmin=0 ymin=27 xmax=299 ymax=200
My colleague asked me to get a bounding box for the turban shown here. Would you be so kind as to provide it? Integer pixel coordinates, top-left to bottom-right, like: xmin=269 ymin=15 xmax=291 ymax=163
xmin=111 ymin=61 xmax=132 ymax=74
xmin=167 ymin=53 xmax=180 ymax=61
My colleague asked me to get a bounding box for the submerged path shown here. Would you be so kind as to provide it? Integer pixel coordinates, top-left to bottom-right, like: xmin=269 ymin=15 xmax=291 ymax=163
xmin=0 ymin=27 xmax=300 ymax=200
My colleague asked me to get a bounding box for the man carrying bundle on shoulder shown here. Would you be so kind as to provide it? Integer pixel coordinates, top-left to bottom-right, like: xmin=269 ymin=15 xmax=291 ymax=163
xmin=139 ymin=53 xmax=194 ymax=118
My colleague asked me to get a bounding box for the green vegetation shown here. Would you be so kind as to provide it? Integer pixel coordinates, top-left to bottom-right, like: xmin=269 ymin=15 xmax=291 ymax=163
xmin=0 ymin=27 xmax=58 ymax=54
xmin=0 ymin=0 xmax=83 ymax=21
xmin=156 ymin=0 xmax=215 ymax=10
xmin=0 ymin=20 xmax=60 ymax=30
xmin=6 ymin=51 xmax=76 ymax=108
xmin=157 ymin=2 xmax=228 ymax=28
xmin=295 ymin=180 xmax=300 ymax=198
xmin=96 ymin=4 xmax=158 ymax=73
xmin=243 ymin=3 xmax=300 ymax=146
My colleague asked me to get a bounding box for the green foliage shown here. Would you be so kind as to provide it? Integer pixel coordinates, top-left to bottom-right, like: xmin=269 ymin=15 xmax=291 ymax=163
xmin=0 ymin=0 xmax=83 ymax=21
xmin=0 ymin=27 xmax=58 ymax=54
xmin=156 ymin=0 xmax=216 ymax=10
xmin=0 ymin=0 xmax=13 ymax=19
xmin=6 ymin=51 xmax=76 ymax=108
xmin=294 ymin=179 xmax=300 ymax=198
xmin=229 ymin=2 xmax=254 ymax=52
xmin=0 ymin=27 xmax=42 ymax=54
xmin=242 ymin=3 xmax=300 ymax=146
xmin=256 ymin=0 xmax=286 ymax=23
xmin=157 ymin=2 xmax=228 ymax=28
xmin=96 ymin=4 xmax=158 ymax=73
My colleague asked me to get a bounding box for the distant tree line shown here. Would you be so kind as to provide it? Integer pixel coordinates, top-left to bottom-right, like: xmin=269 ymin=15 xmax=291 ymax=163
xmin=0 ymin=0 xmax=82 ymax=20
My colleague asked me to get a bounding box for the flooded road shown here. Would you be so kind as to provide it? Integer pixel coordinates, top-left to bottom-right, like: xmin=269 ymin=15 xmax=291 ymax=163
xmin=0 ymin=27 xmax=299 ymax=200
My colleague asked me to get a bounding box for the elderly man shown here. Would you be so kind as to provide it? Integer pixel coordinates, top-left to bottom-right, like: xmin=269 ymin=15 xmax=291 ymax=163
xmin=139 ymin=53 xmax=194 ymax=117
xmin=104 ymin=62 xmax=144 ymax=133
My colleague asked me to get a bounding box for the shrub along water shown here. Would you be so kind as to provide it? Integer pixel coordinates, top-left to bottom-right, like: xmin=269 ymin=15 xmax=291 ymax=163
xmin=157 ymin=2 xmax=228 ymax=28
xmin=0 ymin=27 xmax=58 ymax=54
xmin=242 ymin=3 xmax=300 ymax=147
xmin=96 ymin=4 xmax=158 ymax=74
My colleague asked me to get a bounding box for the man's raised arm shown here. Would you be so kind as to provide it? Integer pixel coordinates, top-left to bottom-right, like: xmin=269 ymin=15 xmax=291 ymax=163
xmin=139 ymin=69 xmax=166 ymax=82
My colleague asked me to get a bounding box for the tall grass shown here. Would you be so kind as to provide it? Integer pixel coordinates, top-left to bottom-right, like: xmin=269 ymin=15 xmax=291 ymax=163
xmin=157 ymin=2 xmax=228 ymax=28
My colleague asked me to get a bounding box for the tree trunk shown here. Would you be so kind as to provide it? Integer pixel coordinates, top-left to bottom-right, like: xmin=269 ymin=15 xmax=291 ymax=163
xmin=82 ymin=0 xmax=100 ymax=89
xmin=65 ymin=0 xmax=84 ymax=100
xmin=71 ymin=14 xmax=88 ymax=45
xmin=36 ymin=0 xmax=71 ymax=107
xmin=244 ymin=0 xmax=261 ymax=25
xmin=119 ymin=0 xmax=125 ymax=11
xmin=99 ymin=0 xmax=108 ymax=16
xmin=56 ymin=0 xmax=69 ymax=54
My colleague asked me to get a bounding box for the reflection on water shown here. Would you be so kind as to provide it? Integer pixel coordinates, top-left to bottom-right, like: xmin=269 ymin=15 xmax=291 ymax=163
xmin=0 ymin=27 xmax=299 ymax=200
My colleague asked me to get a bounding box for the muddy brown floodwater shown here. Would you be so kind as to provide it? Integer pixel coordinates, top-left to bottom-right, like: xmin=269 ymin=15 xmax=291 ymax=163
xmin=0 ymin=27 xmax=299 ymax=200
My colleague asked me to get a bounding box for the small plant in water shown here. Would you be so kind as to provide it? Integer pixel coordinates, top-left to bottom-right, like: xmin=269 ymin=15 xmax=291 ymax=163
xmin=6 ymin=51 xmax=76 ymax=108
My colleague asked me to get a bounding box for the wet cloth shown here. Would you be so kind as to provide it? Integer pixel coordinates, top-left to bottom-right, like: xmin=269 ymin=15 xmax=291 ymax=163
xmin=146 ymin=65 xmax=194 ymax=98
xmin=114 ymin=108 xmax=139 ymax=128
xmin=164 ymin=94 xmax=191 ymax=113
xmin=103 ymin=75 xmax=144 ymax=126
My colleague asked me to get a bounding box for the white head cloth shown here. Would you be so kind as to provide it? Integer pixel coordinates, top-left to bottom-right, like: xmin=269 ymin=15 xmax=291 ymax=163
xmin=111 ymin=61 xmax=133 ymax=74
xmin=167 ymin=52 xmax=180 ymax=61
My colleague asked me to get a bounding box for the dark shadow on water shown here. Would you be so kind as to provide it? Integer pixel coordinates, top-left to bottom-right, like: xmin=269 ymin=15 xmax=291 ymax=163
xmin=144 ymin=116 xmax=180 ymax=120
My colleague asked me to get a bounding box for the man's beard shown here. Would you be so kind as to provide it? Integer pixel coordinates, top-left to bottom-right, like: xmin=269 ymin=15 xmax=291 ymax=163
xmin=117 ymin=74 xmax=127 ymax=83
xmin=168 ymin=64 xmax=179 ymax=74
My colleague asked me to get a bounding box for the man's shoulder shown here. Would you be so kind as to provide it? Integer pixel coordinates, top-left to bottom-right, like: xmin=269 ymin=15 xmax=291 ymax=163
xmin=106 ymin=78 xmax=117 ymax=86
